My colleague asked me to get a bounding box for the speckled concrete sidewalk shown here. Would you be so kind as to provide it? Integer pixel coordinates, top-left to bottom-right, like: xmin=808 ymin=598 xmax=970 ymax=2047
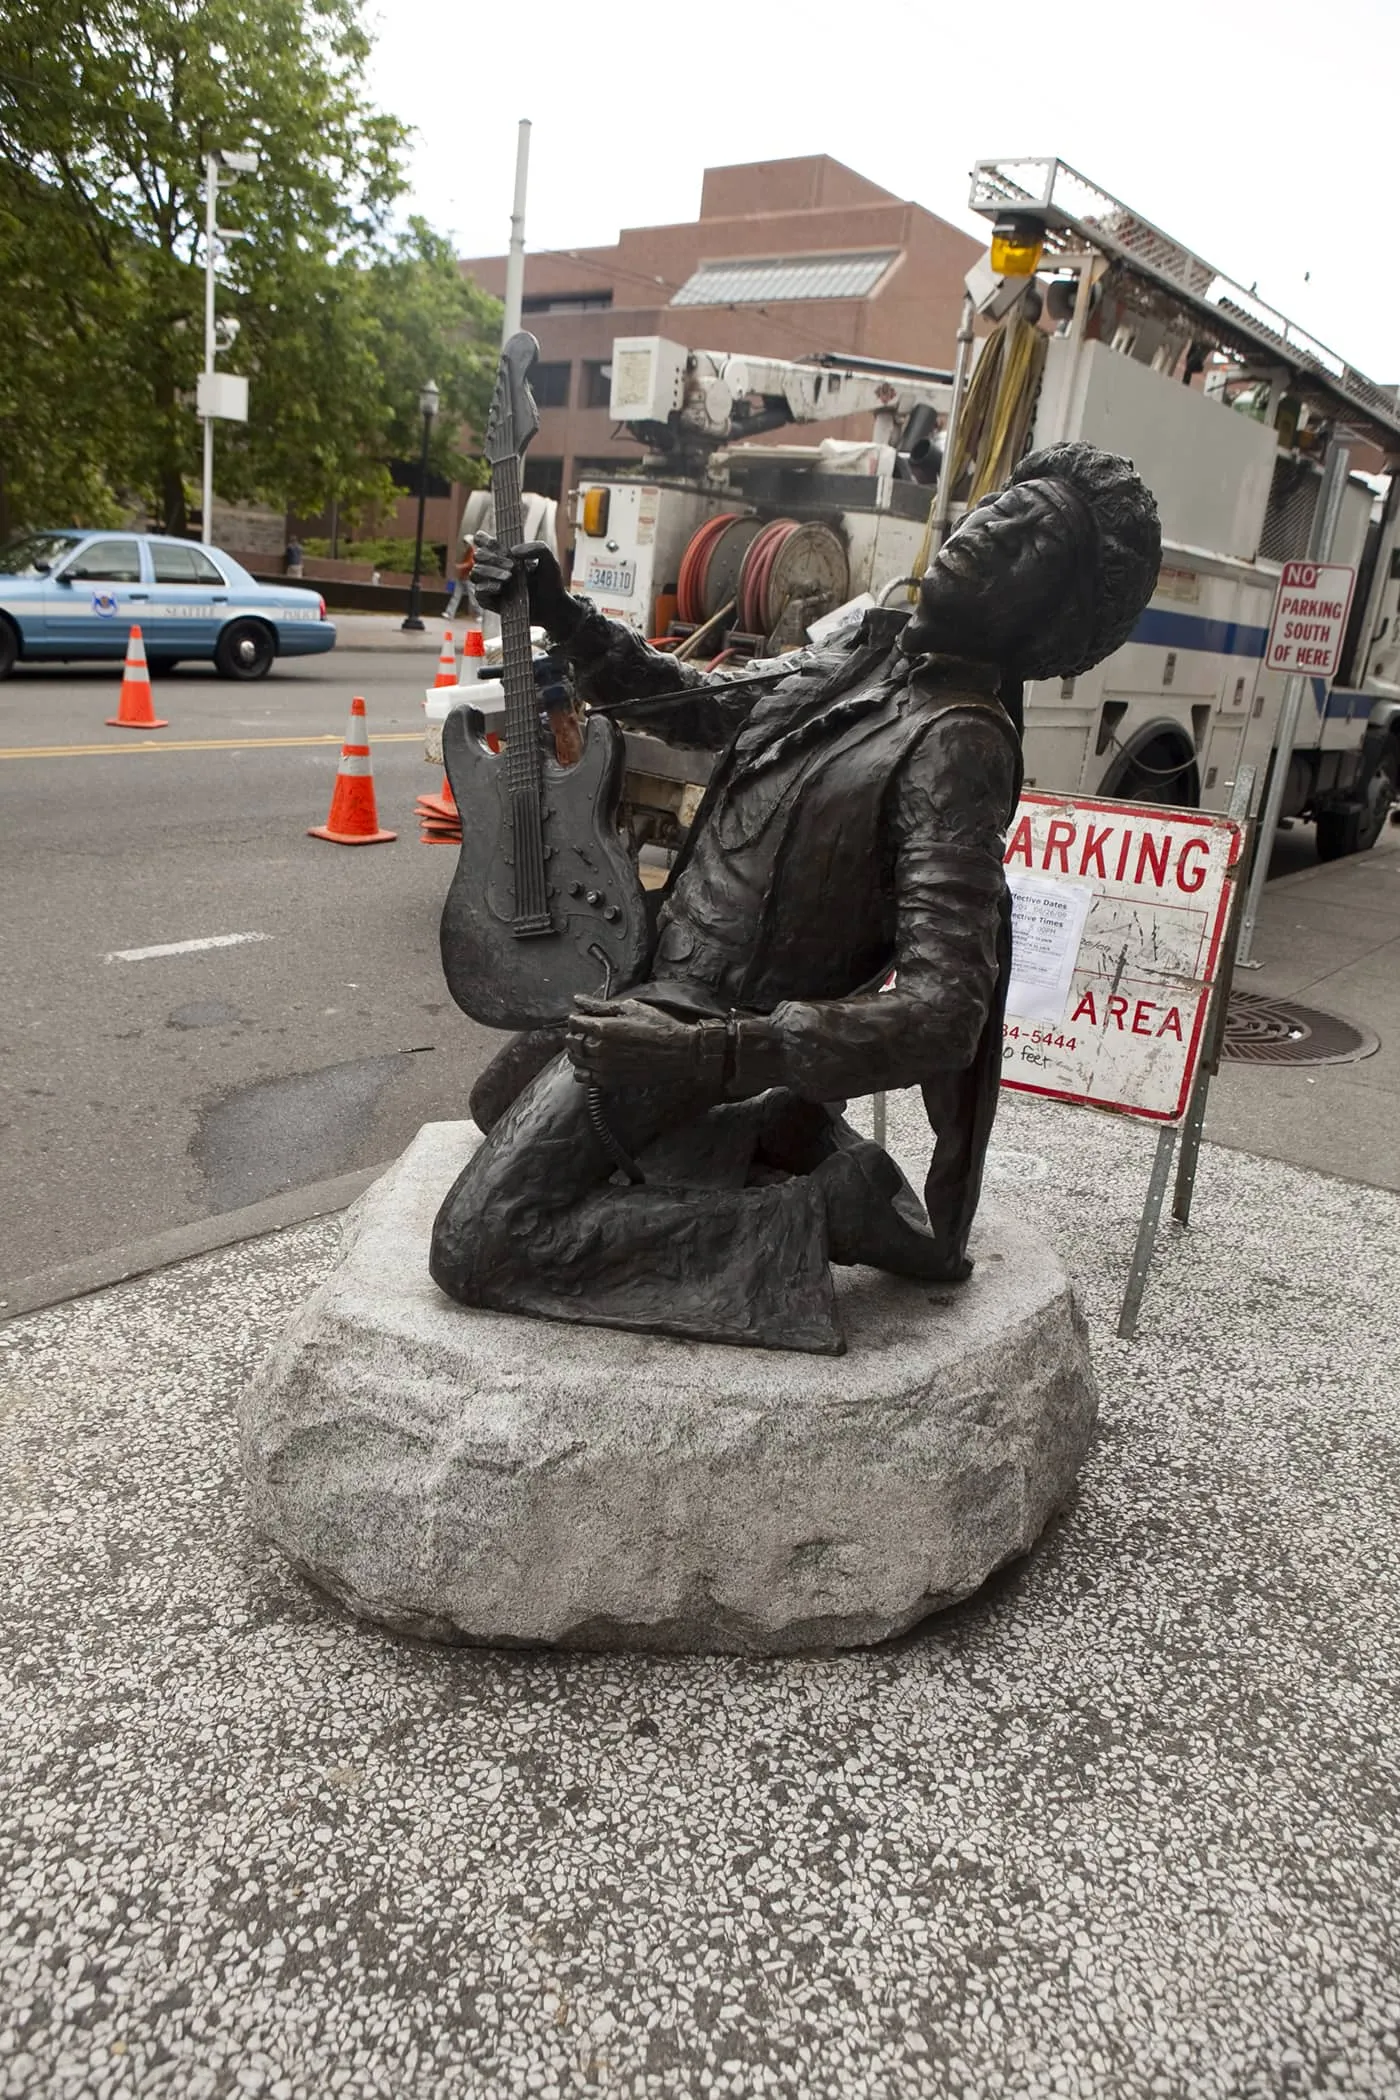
xmin=3 ymin=1094 xmax=1399 ymax=2100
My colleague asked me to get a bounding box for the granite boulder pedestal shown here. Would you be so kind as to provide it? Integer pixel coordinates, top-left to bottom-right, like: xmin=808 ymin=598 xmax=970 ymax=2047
xmin=240 ymin=1121 xmax=1098 ymax=1654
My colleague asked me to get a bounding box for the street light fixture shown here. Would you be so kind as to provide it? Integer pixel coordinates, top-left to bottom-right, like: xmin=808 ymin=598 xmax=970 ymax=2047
xmin=401 ymin=379 xmax=441 ymax=633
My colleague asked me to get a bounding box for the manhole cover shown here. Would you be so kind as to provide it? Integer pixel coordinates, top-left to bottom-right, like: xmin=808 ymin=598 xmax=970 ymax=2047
xmin=1221 ymin=992 xmax=1379 ymax=1066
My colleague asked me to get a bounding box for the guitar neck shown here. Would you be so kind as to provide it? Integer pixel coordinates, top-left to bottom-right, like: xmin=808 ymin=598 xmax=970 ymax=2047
xmin=493 ymin=456 xmax=540 ymax=799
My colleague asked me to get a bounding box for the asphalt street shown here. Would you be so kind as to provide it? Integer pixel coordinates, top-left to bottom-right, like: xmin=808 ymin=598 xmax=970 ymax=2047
xmin=0 ymin=633 xmax=1358 ymax=1300
xmin=0 ymin=641 xmax=500 ymax=1293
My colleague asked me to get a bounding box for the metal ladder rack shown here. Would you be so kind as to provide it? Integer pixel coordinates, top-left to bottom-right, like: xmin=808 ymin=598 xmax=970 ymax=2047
xmin=969 ymin=157 xmax=1400 ymax=450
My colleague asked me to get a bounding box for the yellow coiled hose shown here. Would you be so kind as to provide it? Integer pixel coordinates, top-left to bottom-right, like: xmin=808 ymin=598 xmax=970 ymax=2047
xmin=908 ymin=311 xmax=1047 ymax=595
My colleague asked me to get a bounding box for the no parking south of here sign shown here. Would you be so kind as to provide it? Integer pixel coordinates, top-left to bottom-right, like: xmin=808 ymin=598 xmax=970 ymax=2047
xmin=1000 ymin=793 xmax=1244 ymax=1122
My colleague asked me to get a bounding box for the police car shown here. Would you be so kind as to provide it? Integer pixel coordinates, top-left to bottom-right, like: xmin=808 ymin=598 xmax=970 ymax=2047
xmin=0 ymin=529 xmax=337 ymax=680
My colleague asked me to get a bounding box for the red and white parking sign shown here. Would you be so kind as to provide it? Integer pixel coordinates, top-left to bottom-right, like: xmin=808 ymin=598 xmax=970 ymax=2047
xmin=1001 ymin=793 xmax=1243 ymax=1123
xmin=1264 ymin=560 xmax=1356 ymax=679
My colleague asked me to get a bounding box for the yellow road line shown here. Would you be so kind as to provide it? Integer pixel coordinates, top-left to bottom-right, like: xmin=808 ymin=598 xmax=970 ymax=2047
xmin=0 ymin=732 xmax=426 ymax=761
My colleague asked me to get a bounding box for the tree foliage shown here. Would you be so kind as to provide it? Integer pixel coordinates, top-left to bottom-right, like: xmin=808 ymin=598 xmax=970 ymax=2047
xmin=0 ymin=0 xmax=500 ymax=535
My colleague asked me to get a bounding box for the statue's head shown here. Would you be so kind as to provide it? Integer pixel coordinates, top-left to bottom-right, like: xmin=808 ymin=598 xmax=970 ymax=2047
xmin=906 ymin=441 xmax=1161 ymax=681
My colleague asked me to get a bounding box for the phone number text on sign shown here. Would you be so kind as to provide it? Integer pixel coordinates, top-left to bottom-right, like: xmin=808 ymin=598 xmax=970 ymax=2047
xmin=1000 ymin=793 xmax=1243 ymax=1123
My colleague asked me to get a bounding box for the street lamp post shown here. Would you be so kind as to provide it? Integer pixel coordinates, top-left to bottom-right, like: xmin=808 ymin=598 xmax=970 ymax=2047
xmin=401 ymin=379 xmax=441 ymax=632
xmin=199 ymin=147 xmax=257 ymax=544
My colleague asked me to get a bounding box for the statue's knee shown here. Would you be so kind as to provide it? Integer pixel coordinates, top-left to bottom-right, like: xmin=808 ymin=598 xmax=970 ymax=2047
xmin=429 ymin=1181 xmax=507 ymax=1304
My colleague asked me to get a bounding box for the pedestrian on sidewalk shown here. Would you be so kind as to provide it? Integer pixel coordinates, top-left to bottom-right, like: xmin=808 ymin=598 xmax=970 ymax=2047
xmin=445 ymin=541 xmax=478 ymax=622
xmin=284 ymin=536 xmax=304 ymax=579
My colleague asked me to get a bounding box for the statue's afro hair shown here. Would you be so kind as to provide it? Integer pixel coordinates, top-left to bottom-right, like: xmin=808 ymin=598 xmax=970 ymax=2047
xmin=1006 ymin=441 xmax=1161 ymax=681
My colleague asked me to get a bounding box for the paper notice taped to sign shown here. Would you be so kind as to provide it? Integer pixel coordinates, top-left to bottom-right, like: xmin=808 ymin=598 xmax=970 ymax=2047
xmin=1006 ymin=873 xmax=1092 ymax=1022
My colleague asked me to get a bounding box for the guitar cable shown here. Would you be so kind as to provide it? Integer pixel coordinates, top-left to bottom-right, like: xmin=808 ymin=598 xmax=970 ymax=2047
xmin=585 ymin=1087 xmax=645 ymax=1185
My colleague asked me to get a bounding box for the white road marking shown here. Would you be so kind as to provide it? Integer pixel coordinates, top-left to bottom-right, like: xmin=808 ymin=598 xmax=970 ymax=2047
xmin=103 ymin=932 xmax=271 ymax=964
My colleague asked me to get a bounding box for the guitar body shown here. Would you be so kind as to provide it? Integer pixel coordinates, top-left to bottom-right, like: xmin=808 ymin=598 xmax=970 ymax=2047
xmin=440 ymin=703 xmax=650 ymax=1031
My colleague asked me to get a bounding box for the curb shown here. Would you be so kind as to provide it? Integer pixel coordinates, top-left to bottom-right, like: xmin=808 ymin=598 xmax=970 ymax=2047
xmin=0 ymin=1164 xmax=387 ymax=1324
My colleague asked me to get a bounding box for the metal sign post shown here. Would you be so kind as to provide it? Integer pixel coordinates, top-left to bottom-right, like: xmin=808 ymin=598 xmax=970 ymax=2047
xmin=1116 ymin=1124 xmax=1180 ymax=1339
xmin=1237 ymin=441 xmax=1351 ymax=966
xmin=1171 ymin=768 xmax=1256 ymax=1230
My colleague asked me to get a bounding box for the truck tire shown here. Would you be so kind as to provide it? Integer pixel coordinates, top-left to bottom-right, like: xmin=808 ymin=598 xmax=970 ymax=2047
xmin=0 ymin=618 xmax=17 ymax=681
xmin=1316 ymin=738 xmax=1399 ymax=860
xmin=215 ymin=619 xmax=275 ymax=680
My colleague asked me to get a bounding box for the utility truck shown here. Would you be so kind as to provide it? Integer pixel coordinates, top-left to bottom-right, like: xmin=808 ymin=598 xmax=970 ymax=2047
xmin=568 ymin=158 xmax=1400 ymax=858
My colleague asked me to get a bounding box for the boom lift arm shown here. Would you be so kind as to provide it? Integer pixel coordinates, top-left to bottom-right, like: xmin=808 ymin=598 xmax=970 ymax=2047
xmin=605 ymin=336 xmax=953 ymax=461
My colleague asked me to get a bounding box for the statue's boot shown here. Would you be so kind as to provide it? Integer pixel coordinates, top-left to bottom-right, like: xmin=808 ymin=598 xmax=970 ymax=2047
xmin=813 ymin=1140 xmax=973 ymax=1283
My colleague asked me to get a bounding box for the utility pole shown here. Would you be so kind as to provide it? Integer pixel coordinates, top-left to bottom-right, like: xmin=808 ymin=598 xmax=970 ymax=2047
xmin=502 ymin=120 xmax=531 ymax=343
xmin=198 ymin=148 xmax=257 ymax=544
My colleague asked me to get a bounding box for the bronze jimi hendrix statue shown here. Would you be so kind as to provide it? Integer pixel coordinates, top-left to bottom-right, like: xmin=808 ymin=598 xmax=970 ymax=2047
xmin=431 ymin=438 xmax=1160 ymax=1355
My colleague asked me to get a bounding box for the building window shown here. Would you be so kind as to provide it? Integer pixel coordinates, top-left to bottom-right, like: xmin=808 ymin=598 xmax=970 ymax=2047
xmin=583 ymin=361 xmax=613 ymax=410
xmin=671 ymin=250 xmax=898 ymax=305
xmin=522 ymin=291 xmax=613 ymax=314
xmin=530 ymin=363 xmax=571 ymax=409
xmin=523 ymin=457 xmax=563 ymax=502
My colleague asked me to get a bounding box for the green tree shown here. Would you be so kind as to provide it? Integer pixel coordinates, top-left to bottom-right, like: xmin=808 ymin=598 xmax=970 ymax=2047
xmin=0 ymin=0 xmax=499 ymax=535
xmin=220 ymin=217 xmax=499 ymax=530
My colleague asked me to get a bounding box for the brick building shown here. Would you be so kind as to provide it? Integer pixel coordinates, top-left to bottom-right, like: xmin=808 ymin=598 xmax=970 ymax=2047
xmin=402 ymin=154 xmax=981 ymax=562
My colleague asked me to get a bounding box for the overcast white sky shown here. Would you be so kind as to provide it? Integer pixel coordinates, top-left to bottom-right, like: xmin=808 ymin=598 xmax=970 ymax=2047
xmin=366 ymin=0 xmax=1394 ymax=382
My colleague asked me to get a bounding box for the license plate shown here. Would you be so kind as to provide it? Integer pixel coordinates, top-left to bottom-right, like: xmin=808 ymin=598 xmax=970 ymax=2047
xmin=585 ymin=560 xmax=635 ymax=596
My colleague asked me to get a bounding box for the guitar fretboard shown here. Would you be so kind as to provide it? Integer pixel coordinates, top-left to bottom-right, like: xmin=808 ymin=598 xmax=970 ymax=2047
xmin=493 ymin=454 xmax=551 ymax=931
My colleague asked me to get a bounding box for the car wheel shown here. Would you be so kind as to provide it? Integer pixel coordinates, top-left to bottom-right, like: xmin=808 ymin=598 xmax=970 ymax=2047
xmin=215 ymin=619 xmax=275 ymax=680
xmin=0 ymin=619 xmax=16 ymax=681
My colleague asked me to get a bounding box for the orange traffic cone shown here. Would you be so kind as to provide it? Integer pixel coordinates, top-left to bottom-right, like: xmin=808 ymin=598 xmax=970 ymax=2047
xmin=415 ymin=785 xmax=462 ymax=845
xmin=309 ymin=695 xmax=397 ymax=845
xmin=106 ymin=626 xmax=168 ymax=729
xmin=436 ymin=627 xmax=488 ymax=807
xmin=433 ymin=629 xmax=458 ymax=688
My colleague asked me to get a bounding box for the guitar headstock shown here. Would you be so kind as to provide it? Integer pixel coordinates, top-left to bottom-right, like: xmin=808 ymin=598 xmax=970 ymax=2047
xmin=484 ymin=332 xmax=541 ymax=467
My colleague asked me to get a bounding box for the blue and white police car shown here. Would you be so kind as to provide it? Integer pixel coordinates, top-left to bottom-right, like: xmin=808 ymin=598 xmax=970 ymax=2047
xmin=0 ymin=529 xmax=337 ymax=680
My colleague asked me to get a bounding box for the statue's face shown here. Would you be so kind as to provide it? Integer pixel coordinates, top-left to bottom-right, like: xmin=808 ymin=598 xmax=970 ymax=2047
xmin=911 ymin=479 xmax=1081 ymax=661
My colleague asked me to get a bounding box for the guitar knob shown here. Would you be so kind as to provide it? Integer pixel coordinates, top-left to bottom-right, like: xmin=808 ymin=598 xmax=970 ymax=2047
xmin=586 ymin=889 xmax=603 ymax=907
xmin=567 ymin=881 xmax=583 ymax=897
xmin=603 ymin=905 xmax=621 ymax=923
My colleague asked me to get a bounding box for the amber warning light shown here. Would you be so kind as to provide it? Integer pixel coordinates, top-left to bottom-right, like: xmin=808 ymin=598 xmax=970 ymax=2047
xmin=990 ymin=214 xmax=1045 ymax=278
xmin=581 ymin=488 xmax=610 ymax=538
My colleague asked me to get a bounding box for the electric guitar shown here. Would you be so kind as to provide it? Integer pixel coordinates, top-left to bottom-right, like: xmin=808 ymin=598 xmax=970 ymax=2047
xmin=439 ymin=332 xmax=649 ymax=1032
